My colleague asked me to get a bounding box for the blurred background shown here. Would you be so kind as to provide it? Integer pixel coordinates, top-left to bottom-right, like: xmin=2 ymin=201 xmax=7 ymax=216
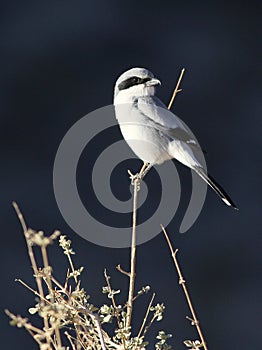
xmin=1 ymin=0 xmax=261 ymax=349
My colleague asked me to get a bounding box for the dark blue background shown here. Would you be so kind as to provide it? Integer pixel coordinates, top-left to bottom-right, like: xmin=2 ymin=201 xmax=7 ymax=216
xmin=1 ymin=1 xmax=261 ymax=349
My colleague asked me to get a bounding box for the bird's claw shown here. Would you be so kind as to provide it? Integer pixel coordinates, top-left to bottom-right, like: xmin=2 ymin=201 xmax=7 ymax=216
xmin=127 ymin=170 xmax=142 ymax=189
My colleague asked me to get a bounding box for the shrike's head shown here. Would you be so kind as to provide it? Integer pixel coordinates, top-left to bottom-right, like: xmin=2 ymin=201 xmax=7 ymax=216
xmin=114 ymin=67 xmax=161 ymax=103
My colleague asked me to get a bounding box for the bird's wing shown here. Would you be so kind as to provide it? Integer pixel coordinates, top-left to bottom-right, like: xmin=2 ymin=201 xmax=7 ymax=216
xmin=137 ymin=96 xmax=205 ymax=153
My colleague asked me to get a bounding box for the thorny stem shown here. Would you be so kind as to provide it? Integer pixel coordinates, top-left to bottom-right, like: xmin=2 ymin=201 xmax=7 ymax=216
xmin=161 ymin=225 xmax=208 ymax=350
xmin=126 ymin=178 xmax=139 ymax=329
xmin=12 ymin=202 xmax=52 ymax=347
xmin=167 ymin=68 xmax=185 ymax=110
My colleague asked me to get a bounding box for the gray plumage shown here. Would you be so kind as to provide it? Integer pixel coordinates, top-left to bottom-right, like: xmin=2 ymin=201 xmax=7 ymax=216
xmin=114 ymin=67 xmax=237 ymax=209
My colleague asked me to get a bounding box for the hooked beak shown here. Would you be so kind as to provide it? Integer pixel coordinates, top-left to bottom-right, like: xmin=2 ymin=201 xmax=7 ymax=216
xmin=146 ymin=78 xmax=161 ymax=87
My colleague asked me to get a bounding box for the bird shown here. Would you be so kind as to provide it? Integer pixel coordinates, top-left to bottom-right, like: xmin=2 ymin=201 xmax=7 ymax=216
xmin=113 ymin=67 xmax=238 ymax=209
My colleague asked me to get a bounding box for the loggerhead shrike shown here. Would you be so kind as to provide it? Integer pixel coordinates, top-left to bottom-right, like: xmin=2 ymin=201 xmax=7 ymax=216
xmin=113 ymin=67 xmax=237 ymax=209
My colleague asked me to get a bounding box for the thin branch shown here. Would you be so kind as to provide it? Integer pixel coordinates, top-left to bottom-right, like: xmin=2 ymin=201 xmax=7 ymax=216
xmin=92 ymin=313 xmax=107 ymax=350
xmin=116 ymin=264 xmax=130 ymax=277
xmin=142 ymin=312 xmax=157 ymax=337
xmin=15 ymin=279 xmax=51 ymax=304
xmin=78 ymin=307 xmax=107 ymax=350
xmin=12 ymin=202 xmax=51 ymax=346
xmin=126 ymin=178 xmax=139 ymax=329
xmin=74 ymin=327 xmax=87 ymax=350
xmin=137 ymin=293 xmax=155 ymax=339
xmin=41 ymin=245 xmax=54 ymax=301
xmin=5 ymin=309 xmax=44 ymax=335
xmin=104 ymin=269 xmax=121 ymax=328
xmin=65 ymin=331 xmax=77 ymax=350
xmin=161 ymin=225 xmax=208 ymax=350
xmin=167 ymin=68 xmax=185 ymax=110
xmin=67 ymin=253 xmax=78 ymax=284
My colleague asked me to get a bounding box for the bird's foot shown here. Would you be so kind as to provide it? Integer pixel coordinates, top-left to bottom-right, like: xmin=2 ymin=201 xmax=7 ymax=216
xmin=127 ymin=163 xmax=152 ymax=190
xmin=127 ymin=170 xmax=142 ymax=189
xmin=140 ymin=164 xmax=152 ymax=179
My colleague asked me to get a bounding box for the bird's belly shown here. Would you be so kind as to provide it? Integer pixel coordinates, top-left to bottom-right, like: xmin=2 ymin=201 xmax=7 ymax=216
xmin=119 ymin=124 xmax=171 ymax=164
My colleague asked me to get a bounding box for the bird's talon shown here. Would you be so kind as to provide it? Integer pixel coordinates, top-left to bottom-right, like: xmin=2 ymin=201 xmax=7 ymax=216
xmin=127 ymin=170 xmax=142 ymax=187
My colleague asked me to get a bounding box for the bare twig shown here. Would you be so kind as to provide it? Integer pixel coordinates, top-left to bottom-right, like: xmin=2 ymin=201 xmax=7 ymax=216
xmin=137 ymin=293 xmax=155 ymax=339
xmin=167 ymin=68 xmax=185 ymax=110
xmin=126 ymin=178 xmax=139 ymax=329
xmin=161 ymin=225 xmax=208 ymax=350
xmin=143 ymin=311 xmax=157 ymax=337
xmin=15 ymin=279 xmax=51 ymax=304
xmin=116 ymin=264 xmax=130 ymax=277
xmin=65 ymin=331 xmax=77 ymax=350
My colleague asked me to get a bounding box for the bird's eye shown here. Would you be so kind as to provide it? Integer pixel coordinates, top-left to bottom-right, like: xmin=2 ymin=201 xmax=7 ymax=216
xmin=132 ymin=77 xmax=141 ymax=84
xmin=118 ymin=76 xmax=144 ymax=91
xmin=143 ymin=77 xmax=151 ymax=84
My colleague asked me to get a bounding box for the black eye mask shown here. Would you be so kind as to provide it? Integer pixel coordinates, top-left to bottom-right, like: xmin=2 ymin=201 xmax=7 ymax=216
xmin=118 ymin=76 xmax=152 ymax=91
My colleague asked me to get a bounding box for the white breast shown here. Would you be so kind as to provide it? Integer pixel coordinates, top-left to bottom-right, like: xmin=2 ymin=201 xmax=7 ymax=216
xmin=114 ymin=103 xmax=171 ymax=164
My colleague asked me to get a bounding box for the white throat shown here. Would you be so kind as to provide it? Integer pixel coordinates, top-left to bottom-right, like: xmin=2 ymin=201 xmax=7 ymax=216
xmin=114 ymin=85 xmax=155 ymax=105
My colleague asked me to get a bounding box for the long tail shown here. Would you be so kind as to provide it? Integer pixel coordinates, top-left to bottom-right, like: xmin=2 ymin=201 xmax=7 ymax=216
xmin=194 ymin=166 xmax=238 ymax=210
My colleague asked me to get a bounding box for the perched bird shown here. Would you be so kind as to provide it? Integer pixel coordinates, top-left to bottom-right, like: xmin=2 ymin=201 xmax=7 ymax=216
xmin=113 ymin=67 xmax=237 ymax=209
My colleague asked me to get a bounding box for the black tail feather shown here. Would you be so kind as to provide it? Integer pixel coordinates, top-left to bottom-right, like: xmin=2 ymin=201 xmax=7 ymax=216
xmin=194 ymin=167 xmax=238 ymax=210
